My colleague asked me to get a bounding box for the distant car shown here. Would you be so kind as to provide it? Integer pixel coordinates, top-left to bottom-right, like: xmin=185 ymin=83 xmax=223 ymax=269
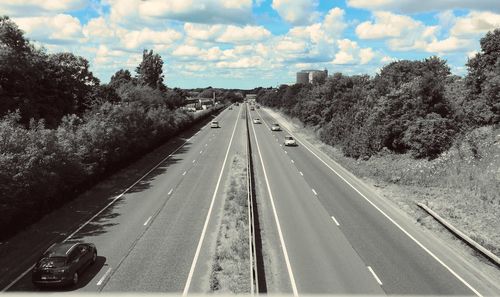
xmin=228 ymin=106 xmax=233 ymax=110
xmin=256 ymin=105 xmax=260 ymax=109
xmin=253 ymin=118 xmax=261 ymax=124
xmin=250 ymin=106 xmax=255 ymax=111
xmin=235 ymin=103 xmax=239 ymax=106
xmin=284 ymin=135 xmax=296 ymax=146
xmin=32 ymin=242 xmax=97 ymax=287
xmin=271 ymin=123 xmax=281 ymax=131
xmin=210 ymin=120 xmax=220 ymax=128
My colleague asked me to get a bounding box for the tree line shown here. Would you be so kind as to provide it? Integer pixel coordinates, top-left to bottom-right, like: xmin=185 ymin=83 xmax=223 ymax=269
xmin=0 ymin=16 xmax=227 ymax=240
xmin=256 ymin=29 xmax=500 ymax=159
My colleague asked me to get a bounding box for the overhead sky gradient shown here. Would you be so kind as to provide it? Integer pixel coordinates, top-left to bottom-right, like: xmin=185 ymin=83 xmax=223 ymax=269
xmin=3 ymin=0 xmax=500 ymax=89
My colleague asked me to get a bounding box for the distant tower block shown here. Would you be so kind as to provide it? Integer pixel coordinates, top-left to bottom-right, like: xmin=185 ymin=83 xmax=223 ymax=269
xmin=296 ymin=69 xmax=328 ymax=84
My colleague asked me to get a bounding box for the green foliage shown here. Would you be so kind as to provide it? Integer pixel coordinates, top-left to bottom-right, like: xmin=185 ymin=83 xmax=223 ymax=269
xmin=402 ymin=113 xmax=456 ymax=158
xmin=258 ymin=50 xmax=494 ymax=160
xmin=136 ymin=49 xmax=166 ymax=91
xmin=0 ymin=102 xmax=218 ymax=240
xmin=0 ymin=17 xmax=99 ymax=126
xmin=465 ymin=28 xmax=500 ymax=125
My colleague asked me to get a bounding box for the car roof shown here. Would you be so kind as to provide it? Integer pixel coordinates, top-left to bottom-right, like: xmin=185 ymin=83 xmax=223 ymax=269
xmin=285 ymin=135 xmax=293 ymax=138
xmin=272 ymin=123 xmax=279 ymax=125
xmin=44 ymin=242 xmax=80 ymax=257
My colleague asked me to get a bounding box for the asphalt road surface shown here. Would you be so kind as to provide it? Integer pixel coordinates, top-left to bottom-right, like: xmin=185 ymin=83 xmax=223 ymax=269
xmin=2 ymin=103 xmax=499 ymax=295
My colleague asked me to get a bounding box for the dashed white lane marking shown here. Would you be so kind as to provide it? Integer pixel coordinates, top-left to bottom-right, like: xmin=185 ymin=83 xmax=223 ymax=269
xmin=97 ymin=267 xmax=112 ymax=286
xmin=299 ymin=171 xmax=304 ymax=176
xmin=183 ymin=103 xmax=242 ymax=296
xmin=312 ymin=189 xmax=318 ymax=196
xmin=205 ymin=144 xmax=208 ymax=147
xmin=368 ymin=266 xmax=383 ymax=286
xmin=280 ymin=144 xmax=282 ymax=147
xmin=249 ymin=112 xmax=299 ymax=297
xmin=291 ymin=159 xmax=294 ymax=164
xmin=200 ymin=150 xmax=203 ymax=154
xmin=143 ymin=216 xmax=152 ymax=226
xmin=182 ymin=171 xmax=187 ymax=176
xmin=192 ymin=160 xmax=196 ymax=163
xmin=331 ymin=215 xmax=340 ymax=226
xmin=168 ymin=189 xmax=173 ymax=195
xmin=284 ymin=150 xmax=287 ymax=154
xmin=267 ymin=109 xmax=483 ymax=297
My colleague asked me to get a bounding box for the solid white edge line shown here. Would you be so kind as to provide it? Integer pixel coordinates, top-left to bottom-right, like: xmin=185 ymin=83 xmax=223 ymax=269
xmin=96 ymin=267 xmax=112 ymax=286
xmin=182 ymin=106 xmax=241 ymax=296
xmin=249 ymin=112 xmax=299 ymax=297
xmin=1 ymin=128 xmax=195 ymax=292
xmin=331 ymin=215 xmax=340 ymax=226
xmin=143 ymin=216 xmax=152 ymax=226
xmin=367 ymin=266 xmax=383 ymax=286
xmin=312 ymin=189 xmax=318 ymax=196
xmin=262 ymin=109 xmax=483 ymax=297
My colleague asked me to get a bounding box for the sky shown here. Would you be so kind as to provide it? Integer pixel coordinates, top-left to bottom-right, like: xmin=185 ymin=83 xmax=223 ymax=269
xmin=2 ymin=0 xmax=500 ymax=89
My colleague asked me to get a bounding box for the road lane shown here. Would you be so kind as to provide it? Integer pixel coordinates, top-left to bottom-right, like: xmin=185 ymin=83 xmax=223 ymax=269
xmin=255 ymin=107 xmax=499 ymax=296
xmin=248 ymin=109 xmax=385 ymax=294
xmin=7 ymin=106 xmax=240 ymax=292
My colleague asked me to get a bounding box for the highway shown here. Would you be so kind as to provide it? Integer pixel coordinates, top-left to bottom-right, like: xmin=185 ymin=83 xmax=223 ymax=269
xmin=2 ymin=103 xmax=499 ymax=295
xmin=5 ymin=105 xmax=248 ymax=293
xmin=249 ymin=107 xmax=499 ymax=296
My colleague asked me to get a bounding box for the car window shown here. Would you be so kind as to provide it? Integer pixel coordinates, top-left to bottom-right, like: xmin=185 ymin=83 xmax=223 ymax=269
xmin=40 ymin=257 xmax=66 ymax=268
xmin=68 ymin=249 xmax=80 ymax=262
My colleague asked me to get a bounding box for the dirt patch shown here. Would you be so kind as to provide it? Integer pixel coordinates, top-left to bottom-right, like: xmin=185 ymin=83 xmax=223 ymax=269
xmin=209 ymin=153 xmax=251 ymax=293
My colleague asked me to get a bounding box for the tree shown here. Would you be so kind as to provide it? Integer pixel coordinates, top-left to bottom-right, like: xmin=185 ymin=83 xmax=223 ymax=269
xmin=464 ymin=29 xmax=500 ymax=125
xmin=136 ymin=49 xmax=165 ymax=91
xmin=109 ymin=69 xmax=133 ymax=89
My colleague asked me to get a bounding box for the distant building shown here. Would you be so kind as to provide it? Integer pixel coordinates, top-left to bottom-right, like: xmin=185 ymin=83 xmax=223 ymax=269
xmin=296 ymin=69 xmax=328 ymax=84
xmin=245 ymin=94 xmax=257 ymax=101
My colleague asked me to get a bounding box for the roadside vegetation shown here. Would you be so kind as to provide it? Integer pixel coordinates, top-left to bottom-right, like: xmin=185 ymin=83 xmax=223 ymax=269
xmin=257 ymin=29 xmax=500 ymax=256
xmin=210 ymin=154 xmax=251 ymax=293
xmin=0 ymin=16 xmax=233 ymax=240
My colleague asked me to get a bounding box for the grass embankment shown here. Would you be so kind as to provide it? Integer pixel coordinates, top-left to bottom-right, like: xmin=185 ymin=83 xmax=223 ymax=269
xmin=266 ymin=108 xmax=500 ymax=257
xmin=210 ymin=153 xmax=251 ymax=293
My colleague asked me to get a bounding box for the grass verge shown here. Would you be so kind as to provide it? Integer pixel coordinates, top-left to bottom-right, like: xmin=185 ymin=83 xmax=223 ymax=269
xmin=210 ymin=153 xmax=251 ymax=293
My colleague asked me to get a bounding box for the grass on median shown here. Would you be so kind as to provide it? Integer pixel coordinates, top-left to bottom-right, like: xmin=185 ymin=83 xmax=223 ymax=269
xmin=209 ymin=153 xmax=251 ymax=293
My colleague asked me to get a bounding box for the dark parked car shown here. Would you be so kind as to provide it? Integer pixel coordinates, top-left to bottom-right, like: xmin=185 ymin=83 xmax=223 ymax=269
xmin=32 ymin=242 xmax=97 ymax=287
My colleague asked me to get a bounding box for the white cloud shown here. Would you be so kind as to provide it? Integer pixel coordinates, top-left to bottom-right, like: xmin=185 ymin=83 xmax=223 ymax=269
xmin=117 ymin=27 xmax=183 ymax=50
xmin=14 ymin=14 xmax=84 ymax=44
xmin=107 ymin=0 xmax=253 ymax=26
xmin=216 ymin=56 xmax=265 ymax=68
xmin=425 ymin=37 xmax=473 ymax=53
xmin=0 ymin=0 xmax=86 ymax=16
xmin=332 ymin=39 xmax=375 ymax=65
xmin=183 ymin=23 xmax=271 ymax=44
xmin=272 ymin=0 xmax=320 ymax=25
xmin=356 ymin=11 xmax=426 ymax=39
xmin=450 ymin=11 xmax=500 ymax=37
xmin=218 ymin=25 xmax=271 ymax=43
xmin=347 ymin=0 xmax=500 ymax=13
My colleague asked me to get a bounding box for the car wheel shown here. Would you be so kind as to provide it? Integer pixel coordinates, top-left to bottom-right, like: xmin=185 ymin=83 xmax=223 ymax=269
xmin=91 ymin=251 xmax=97 ymax=264
xmin=72 ymin=272 xmax=79 ymax=286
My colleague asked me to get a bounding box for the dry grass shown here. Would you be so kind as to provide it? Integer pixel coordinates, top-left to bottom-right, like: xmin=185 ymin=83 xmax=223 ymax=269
xmin=210 ymin=153 xmax=251 ymax=293
xmin=266 ymin=108 xmax=500 ymax=257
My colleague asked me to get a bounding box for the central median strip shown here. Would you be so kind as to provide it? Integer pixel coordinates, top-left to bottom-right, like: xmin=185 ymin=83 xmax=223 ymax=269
xmin=209 ymin=153 xmax=251 ymax=293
